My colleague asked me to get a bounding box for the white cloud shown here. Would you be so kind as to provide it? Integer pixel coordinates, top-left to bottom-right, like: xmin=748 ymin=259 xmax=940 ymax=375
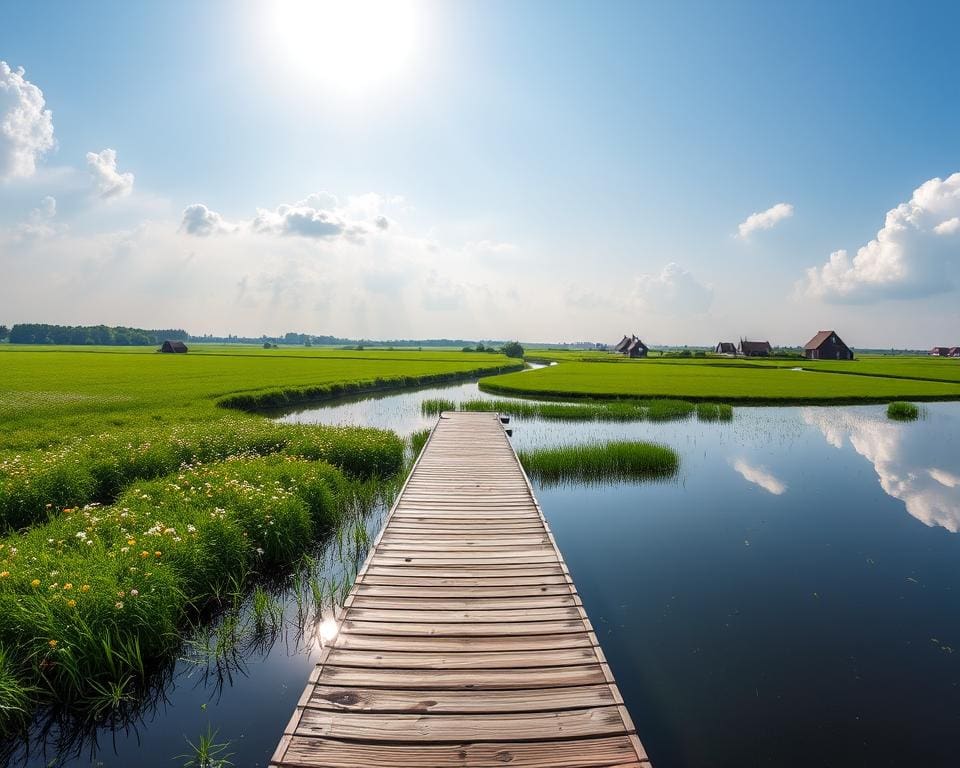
xmin=802 ymin=172 xmax=960 ymax=302
xmin=934 ymin=217 xmax=960 ymax=236
xmin=633 ymin=262 xmax=713 ymax=314
xmin=180 ymin=203 xmax=233 ymax=236
xmin=14 ymin=195 xmax=58 ymax=238
xmin=86 ymin=148 xmax=134 ymax=199
xmin=732 ymin=459 xmax=787 ymax=495
xmin=184 ymin=192 xmax=392 ymax=242
xmin=0 ymin=61 xmax=56 ymax=180
xmin=737 ymin=202 xmax=794 ymax=238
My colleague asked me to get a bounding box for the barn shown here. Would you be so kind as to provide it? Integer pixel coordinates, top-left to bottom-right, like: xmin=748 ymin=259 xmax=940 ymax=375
xmin=613 ymin=335 xmax=632 ymax=353
xmin=715 ymin=342 xmax=737 ymax=355
xmin=160 ymin=340 xmax=188 ymax=353
xmin=930 ymin=347 xmax=952 ymax=357
xmin=625 ymin=337 xmax=649 ymax=358
xmin=739 ymin=339 xmax=772 ymax=357
xmin=804 ymin=330 xmax=853 ymax=360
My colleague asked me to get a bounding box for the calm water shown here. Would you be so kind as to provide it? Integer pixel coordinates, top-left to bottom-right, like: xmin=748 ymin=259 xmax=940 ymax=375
xmin=12 ymin=380 xmax=960 ymax=767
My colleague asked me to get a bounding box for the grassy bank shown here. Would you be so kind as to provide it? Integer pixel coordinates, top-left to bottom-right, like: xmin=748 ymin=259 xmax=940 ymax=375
xmin=0 ymin=421 xmax=404 ymax=532
xmin=0 ymin=453 xmax=369 ymax=724
xmin=519 ymin=441 xmax=679 ymax=485
xmin=887 ymin=401 xmax=921 ymax=420
xmin=481 ymin=358 xmax=960 ymax=404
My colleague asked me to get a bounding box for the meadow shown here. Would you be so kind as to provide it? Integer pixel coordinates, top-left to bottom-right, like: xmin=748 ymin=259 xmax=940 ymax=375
xmin=0 ymin=344 xmax=518 ymax=734
xmin=481 ymin=356 xmax=960 ymax=403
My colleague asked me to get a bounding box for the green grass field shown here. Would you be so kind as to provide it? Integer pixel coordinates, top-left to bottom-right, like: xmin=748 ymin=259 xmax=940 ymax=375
xmin=482 ymin=355 xmax=960 ymax=403
xmin=0 ymin=345 xmax=519 ymax=451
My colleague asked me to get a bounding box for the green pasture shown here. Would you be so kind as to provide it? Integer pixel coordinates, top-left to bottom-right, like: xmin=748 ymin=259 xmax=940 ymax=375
xmin=0 ymin=345 xmax=518 ymax=450
xmin=483 ymin=356 xmax=960 ymax=403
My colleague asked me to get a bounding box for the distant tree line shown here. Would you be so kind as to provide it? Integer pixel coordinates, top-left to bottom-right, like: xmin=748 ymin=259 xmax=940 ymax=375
xmin=6 ymin=324 xmax=188 ymax=346
xmin=462 ymin=341 xmax=524 ymax=358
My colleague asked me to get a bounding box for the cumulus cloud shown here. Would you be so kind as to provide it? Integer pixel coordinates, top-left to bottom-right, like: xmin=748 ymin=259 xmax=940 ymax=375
xmin=180 ymin=203 xmax=233 ymax=236
xmin=633 ymin=262 xmax=713 ymax=314
xmin=0 ymin=61 xmax=56 ymax=180
xmin=14 ymin=195 xmax=58 ymax=239
xmin=802 ymin=172 xmax=960 ymax=302
xmin=86 ymin=148 xmax=134 ymax=199
xmin=732 ymin=459 xmax=787 ymax=495
xmin=737 ymin=202 xmax=794 ymax=238
xmin=183 ymin=192 xmax=392 ymax=242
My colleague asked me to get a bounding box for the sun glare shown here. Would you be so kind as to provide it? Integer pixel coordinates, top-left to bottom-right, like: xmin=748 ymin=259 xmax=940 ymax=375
xmin=271 ymin=0 xmax=418 ymax=92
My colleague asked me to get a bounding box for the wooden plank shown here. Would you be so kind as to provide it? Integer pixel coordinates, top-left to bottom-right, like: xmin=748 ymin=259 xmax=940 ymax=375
xmin=270 ymin=412 xmax=648 ymax=768
xmin=277 ymin=736 xmax=648 ymax=768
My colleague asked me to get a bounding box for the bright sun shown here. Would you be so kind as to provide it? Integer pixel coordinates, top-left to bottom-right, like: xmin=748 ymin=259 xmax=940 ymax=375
xmin=272 ymin=0 xmax=418 ymax=92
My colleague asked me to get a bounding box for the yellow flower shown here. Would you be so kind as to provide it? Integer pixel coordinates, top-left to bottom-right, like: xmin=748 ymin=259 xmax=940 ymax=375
xmin=48 ymin=639 xmax=58 ymax=648
xmin=0 ymin=571 xmax=9 ymax=578
xmin=67 ymin=599 xmax=76 ymax=608
xmin=154 ymin=551 xmax=162 ymax=558
xmin=31 ymin=579 xmax=40 ymax=588
xmin=140 ymin=550 xmax=150 ymax=559
xmin=63 ymin=583 xmax=73 ymax=591
xmin=80 ymin=584 xmax=90 ymax=593
xmin=127 ymin=539 xmax=136 ymax=546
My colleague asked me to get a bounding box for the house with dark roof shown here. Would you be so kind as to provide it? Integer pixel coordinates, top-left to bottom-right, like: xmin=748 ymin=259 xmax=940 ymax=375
xmin=160 ymin=340 xmax=188 ymax=353
xmin=950 ymin=347 xmax=960 ymax=358
xmin=739 ymin=339 xmax=772 ymax=357
xmin=715 ymin=342 xmax=737 ymax=355
xmin=930 ymin=346 xmax=953 ymax=356
xmin=804 ymin=330 xmax=853 ymax=360
xmin=613 ymin=335 xmax=632 ymax=353
xmin=625 ymin=337 xmax=649 ymax=358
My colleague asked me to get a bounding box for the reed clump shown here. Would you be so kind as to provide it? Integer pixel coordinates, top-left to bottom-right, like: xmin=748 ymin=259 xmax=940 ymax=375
xmin=696 ymin=402 xmax=734 ymax=421
xmin=420 ymin=398 xmax=456 ymax=416
xmin=887 ymin=401 xmax=921 ymax=420
xmin=518 ymin=441 xmax=679 ymax=485
xmin=435 ymin=398 xmax=710 ymax=422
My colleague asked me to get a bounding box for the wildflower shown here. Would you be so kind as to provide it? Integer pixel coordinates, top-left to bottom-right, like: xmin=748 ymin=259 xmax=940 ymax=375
xmin=0 ymin=571 xmax=9 ymax=578
xmin=255 ymin=547 xmax=265 ymax=556
xmin=67 ymin=599 xmax=76 ymax=608
xmin=31 ymin=579 xmax=40 ymax=588
xmin=127 ymin=539 xmax=136 ymax=546
xmin=75 ymin=531 xmax=87 ymax=540
xmin=140 ymin=550 xmax=150 ymax=559
xmin=63 ymin=583 xmax=73 ymax=591
xmin=154 ymin=551 xmax=162 ymax=558
xmin=130 ymin=589 xmax=139 ymax=597
xmin=48 ymin=639 xmax=58 ymax=648
xmin=80 ymin=584 xmax=90 ymax=592
xmin=115 ymin=601 xmax=124 ymax=609
xmin=117 ymin=590 xmax=125 ymax=598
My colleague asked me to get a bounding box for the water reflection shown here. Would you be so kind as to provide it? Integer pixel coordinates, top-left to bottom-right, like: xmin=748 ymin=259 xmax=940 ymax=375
xmin=803 ymin=408 xmax=960 ymax=532
xmin=731 ymin=458 xmax=787 ymax=495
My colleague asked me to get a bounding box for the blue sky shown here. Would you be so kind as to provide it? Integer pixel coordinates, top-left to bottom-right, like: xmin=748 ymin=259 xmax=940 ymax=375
xmin=1 ymin=0 xmax=958 ymax=345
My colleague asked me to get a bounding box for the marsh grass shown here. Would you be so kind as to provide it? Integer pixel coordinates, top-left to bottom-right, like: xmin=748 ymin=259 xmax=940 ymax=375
xmin=425 ymin=397 xmax=706 ymax=422
xmin=420 ymin=398 xmax=455 ymax=415
xmin=696 ymin=402 xmax=734 ymax=421
xmin=887 ymin=401 xmax=921 ymax=420
xmin=0 ymin=454 xmax=373 ymax=723
xmin=409 ymin=429 xmax=431 ymax=461
xmin=178 ymin=725 xmax=234 ymax=768
xmin=518 ymin=441 xmax=679 ymax=485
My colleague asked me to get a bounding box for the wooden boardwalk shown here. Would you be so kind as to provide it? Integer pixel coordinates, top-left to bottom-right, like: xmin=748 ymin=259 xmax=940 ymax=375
xmin=271 ymin=411 xmax=649 ymax=768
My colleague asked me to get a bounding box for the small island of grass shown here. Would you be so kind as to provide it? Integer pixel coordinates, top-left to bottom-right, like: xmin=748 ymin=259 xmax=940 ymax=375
xmin=518 ymin=441 xmax=679 ymax=485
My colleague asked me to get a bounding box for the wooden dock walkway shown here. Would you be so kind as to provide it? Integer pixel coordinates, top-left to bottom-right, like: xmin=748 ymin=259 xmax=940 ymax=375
xmin=271 ymin=411 xmax=649 ymax=768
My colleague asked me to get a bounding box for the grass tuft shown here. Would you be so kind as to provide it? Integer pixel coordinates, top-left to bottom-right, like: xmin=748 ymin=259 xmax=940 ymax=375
xmin=518 ymin=441 xmax=679 ymax=485
xmin=887 ymin=401 xmax=921 ymax=420
xmin=696 ymin=402 xmax=734 ymax=421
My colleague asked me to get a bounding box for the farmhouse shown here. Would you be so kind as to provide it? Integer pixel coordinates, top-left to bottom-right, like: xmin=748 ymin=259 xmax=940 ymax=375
xmin=804 ymin=330 xmax=853 ymax=360
xmin=929 ymin=346 xmax=953 ymax=357
xmin=952 ymin=347 xmax=960 ymax=358
xmin=613 ymin=335 xmax=632 ymax=353
xmin=739 ymin=339 xmax=772 ymax=357
xmin=160 ymin=340 xmax=188 ymax=353
xmin=625 ymin=337 xmax=649 ymax=358
xmin=715 ymin=342 xmax=737 ymax=355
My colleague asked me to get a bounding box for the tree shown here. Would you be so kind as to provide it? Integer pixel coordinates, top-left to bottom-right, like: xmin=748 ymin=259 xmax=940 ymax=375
xmin=502 ymin=341 xmax=524 ymax=359
xmin=0 ymin=325 xmax=8 ymax=341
